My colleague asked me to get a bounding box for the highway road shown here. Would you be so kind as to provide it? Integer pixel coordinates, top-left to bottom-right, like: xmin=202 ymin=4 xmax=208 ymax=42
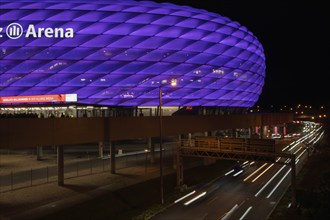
xmin=153 ymin=122 xmax=324 ymax=220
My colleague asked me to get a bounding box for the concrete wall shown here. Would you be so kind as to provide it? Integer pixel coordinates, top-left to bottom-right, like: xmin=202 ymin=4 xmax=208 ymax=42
xmin=0 ymin=113 xmax=293 ymax=149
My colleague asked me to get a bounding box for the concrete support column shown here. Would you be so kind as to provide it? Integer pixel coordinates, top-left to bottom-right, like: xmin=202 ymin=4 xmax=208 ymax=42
xmin=262 ymin=125 xmax=268 ymax=138
xmin=148 ymin=137 xmax=155 ymax=163
xmin=176 ymin=153 xmax=183 ymax=187
xmin=202 ymin=107 xmax=207 ymax=116
xmin=57 ymin=146 xmax=64 ymax=186
xmin=237 ymin=130 xmax=240 ymax=138
xmin=175 ymin=135 xmax=182 ymax=169
xmin=188 ymin=133 xmax=192 ymax=146
xmin=233 ymin=129 xmax=239 ymax=138
xmin=273 ymin=126 xmax=278 ymax=135
xmin=248 ymin=128 xmax=252 ymax=138
xmin=110 ymin=142 xmax=116 ymax=174
xmin=283 ymin=125 xmax=287 ymax=136
xmin=255 ymin=126 xmax=260 ymax=135
xmin=98 ymin=142 xmax=104 ymax=158
xmin=36 ymin=146 xmax=43 ymax=161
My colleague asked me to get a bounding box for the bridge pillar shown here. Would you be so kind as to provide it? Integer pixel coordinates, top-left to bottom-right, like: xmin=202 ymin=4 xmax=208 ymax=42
xmin=188 ymin=133 xmax=192 ymax=146
xmin=110 ymin=142 xmax=116 ymax=174
xmin=36 ymin=146 xmax=43 ymax=161
xmin=262 ymin=125 xmax=268 ymax=138
xmin=57 ymin=146 xmax=64 ymax=186
xmin=283 ymin=125 xmax=287 ymax=136
xmin=254 ymin=126 xmax=261 ymax=138
xmin=148 ymin=137 xmax=155 ymax=163
xmin=176 ymin=153 xmax=183 ymax=187
xmin=248 ymin=128 xmax=251 ymax=138
xmin=98 ymin=141 xmax=104 ymax=158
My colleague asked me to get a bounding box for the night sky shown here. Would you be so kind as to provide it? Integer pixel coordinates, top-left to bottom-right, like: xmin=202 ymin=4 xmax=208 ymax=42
xmin=149 ymin=0 xmax=330 ymax=107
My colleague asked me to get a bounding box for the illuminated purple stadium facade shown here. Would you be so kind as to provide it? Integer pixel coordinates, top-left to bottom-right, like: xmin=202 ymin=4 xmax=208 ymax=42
xmin=0 ymin=0 xmax=265 ymax=107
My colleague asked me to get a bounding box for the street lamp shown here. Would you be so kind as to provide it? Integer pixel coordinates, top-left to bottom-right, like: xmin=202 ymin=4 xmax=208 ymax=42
xmin=159 ymin=79 xmax=177 ymax=204
xmin=159 ymin=86 xmax=164 ymax=204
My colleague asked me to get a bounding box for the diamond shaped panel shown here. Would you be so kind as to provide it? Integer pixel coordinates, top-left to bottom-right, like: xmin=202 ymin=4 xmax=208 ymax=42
xmin=0 ymin=0 xmax=265 ymax=107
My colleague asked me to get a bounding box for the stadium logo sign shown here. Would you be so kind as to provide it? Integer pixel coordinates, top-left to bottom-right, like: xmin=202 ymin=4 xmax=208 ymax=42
xmin=0 ymin=23 xmax=74 ymax=39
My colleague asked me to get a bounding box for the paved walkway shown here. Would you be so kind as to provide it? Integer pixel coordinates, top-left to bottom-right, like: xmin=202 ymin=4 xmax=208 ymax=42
xmin=0 ymin=158 xmax=171 ymax=220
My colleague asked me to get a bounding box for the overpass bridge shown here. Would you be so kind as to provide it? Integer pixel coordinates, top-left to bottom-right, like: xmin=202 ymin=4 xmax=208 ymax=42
xmin=175 ymin=136 xmax=297 ymax=207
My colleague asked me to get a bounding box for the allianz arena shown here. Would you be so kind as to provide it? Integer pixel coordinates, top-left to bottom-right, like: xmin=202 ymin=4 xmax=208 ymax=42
xmin=0 ymin=0 xmax=265 ymax=107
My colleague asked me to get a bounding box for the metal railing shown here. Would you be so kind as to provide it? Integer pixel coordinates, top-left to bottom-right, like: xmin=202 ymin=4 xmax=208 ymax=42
xmin=0 ymin=146 xmax=175 ymax=193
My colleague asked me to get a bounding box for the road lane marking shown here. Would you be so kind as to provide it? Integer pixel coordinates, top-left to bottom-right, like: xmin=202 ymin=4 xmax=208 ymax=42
xmin=199 ymin=213 xmax=208 ymax=220
xmin=207 ymin=196 xmax=218 ymax=205
xmin=239 ymin=206 xmax=253 ymax=220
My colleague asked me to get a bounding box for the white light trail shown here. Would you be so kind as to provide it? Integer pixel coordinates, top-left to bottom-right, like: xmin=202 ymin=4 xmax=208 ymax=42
xmin=288 ymin=142 xmax=301 ymax=151
xmin=243 ymin=163 xmax=268 ymax=182
xmin=266 ymin=168 xmax=291 ymax=198
xmin=294 ymin=147 xmax=303 ymax=155
xmin=296 ymin=149 xmax=307 ymax=160
xmin=233 ymin=170 xmax=243 ymax=177
xmin=255 ymin=165 xmax=286 ymax=197
xmin=174 ymin=190 xmax=196 ymax=203
xmin=225 ymin=169 xmax=235 ymax=176
xmin=239 ymin=206 xmax=253 ymax=220
xmin=221 ymin=204 xmax=238 ymax=220
xmin=313 ymin=131 xmax=324 ymax=144
xmin=281 ymin=142 xmax=295 ymax=151
xmin=307 ymin=135 xmax=318 ymax=144
xmin=252 ymin=163 xmax=274 ymax=183
xmin=184 ymin=191 xmax=207 ymax=206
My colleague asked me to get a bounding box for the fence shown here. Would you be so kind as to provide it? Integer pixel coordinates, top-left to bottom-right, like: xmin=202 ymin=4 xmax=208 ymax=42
xmin=0 ymin=145 xmax=175 ymax=193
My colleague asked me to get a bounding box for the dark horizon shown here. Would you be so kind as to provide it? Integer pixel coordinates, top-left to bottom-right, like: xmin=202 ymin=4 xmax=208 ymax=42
xmin=150 ymin=0 xmax=330 ymax=106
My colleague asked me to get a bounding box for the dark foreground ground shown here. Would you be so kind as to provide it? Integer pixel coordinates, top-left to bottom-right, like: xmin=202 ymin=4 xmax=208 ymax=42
xmin=38 ymin=160 xmax=234 ymax=220
xmin=270 ymin=118 xmax=330 ymax=220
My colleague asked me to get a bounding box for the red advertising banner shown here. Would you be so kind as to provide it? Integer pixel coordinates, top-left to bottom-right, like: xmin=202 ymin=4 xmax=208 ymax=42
xmin=0 ymin=94 xmax=77 ymax=104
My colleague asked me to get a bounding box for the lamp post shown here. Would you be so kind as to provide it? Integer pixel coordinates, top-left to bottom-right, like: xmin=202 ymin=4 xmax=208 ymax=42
xmin=159 ymin=86 xmax=164 ymax=204
xmin=159 ymin=79 xmax=177 ymax=205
